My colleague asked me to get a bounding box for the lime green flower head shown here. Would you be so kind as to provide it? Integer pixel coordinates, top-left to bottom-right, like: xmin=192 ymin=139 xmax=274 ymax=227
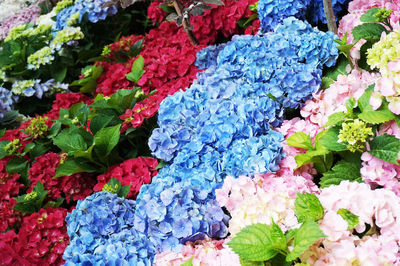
xmin=5 ymin=24 xmax=28 ymax=41
xmin=26 ymin=116 xmax=49 ymax=139
xmin=54 ymin=0 xmax=74 ymax=14
xmin=367 ymin=30 xmax=400 ymax=75
xmin=27 ymin=46 xmax=55 ymax=70
xmin=67 ymin=12 xmax=80 ymax=26
xmin=338 ymin=119 xmax=374 ymax=152
xmin=102 ymin=183 xmax=118 ymax=194
xmin=4 ymin=139 xmax=21 ymax=155
xmin=50 ymin=27 xmax=84 ymax=50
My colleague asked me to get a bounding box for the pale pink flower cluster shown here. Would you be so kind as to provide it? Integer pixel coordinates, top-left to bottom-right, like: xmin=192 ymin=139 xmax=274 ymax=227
xmin=154 ymin=238 xmax=240 ymax=266
xmin=338 ymin=0 xmax=400 ymax=43
xmin=302 ymin=181 xmax=400 ymax=265
xmin=301 ymin=69 xmax=379 ymax=127
xmin=360 ymin=120 xmax=400 ymax=195
xmin=275 ymin=118 xmax=321 ymax=180
xmin=216 ymin=175 xmax=316 ymax=236
xmin=0 ymin=4 xmax=41 ymax=40
xmin=370 ymin=59 xmax=400 ymax=114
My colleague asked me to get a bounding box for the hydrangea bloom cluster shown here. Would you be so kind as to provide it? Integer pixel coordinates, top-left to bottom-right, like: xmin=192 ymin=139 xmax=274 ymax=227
xmin=216 ymin=175 xmax=316 ymax=236
xmin=150 ymin=17 xmax=337 ymax=162
xmin=154 ymin=237 xmax=240 ymax=265
xmin=0 ymin=0 xmax=39 ymax=24
xmin=93 ymin=157 xmax=158 ymax=199
xmin=28 ymin=152 xmax=95 ymax=203
xmin=367 ymin=30 xmax=400 ymax=73
xmin=0 ymin=4 xmax=41 ymax=40
xmin=1 ymin=207 xmax=69 ymax=265
xmin=257 ymin=0 xmax=311 ymax=32
xmin=134 ymin=177 xmax=229 ymax=254
xmin=53 ymin=0 xmax=118 ymax=31
xmin=308 ymin=0 xmax=351 ymax=24
xmin=301 ymin=69 xmax=379 ymax=127
xmin=63 ymin=192 xmax=154 ymax=265
xmin=338 ymin=0 xmax=400 ymax=43
xmin=0 ymin=86 xmax=18 ymax=118
xmin=11 ymin=79 xmax=68 ymax=99
xmin=302 ymin=181 xmax=400 ymax=265
xmin=44 ymin=91 xmax=93 ymax=120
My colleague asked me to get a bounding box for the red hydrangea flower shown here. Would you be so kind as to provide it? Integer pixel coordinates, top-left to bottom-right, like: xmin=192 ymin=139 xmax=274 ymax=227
xmin=0 ymin=158 xmax=23 ymax=201
xmin=147 ymin=2 xmax=167 ymax=24
xmin=16 ymin=207 xmax=69 ymax=265
xmin=45 ymin=92 xmax=93 ymax=120
xmin=0 ymin=199 xmax=22 ymax=233
xmin=245 ymin=19 xmax=260 ymax=35
xmin=0 ymin=230 xmax=30 ymax=265
xmin=94 ymin=157 xmax=158 ymax=199
xmin=96 ymin=62 xmax=133 ymax=96
xmin=28 ymin=152 xmax=95 ymax=203
xmin=105 ymin=35 xmax=144 ymax=62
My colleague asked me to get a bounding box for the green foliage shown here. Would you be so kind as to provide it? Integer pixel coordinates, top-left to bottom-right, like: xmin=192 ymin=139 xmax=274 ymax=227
xmin=102 ymin=178 xmax=131 ymax=198
xmin=180 ymin=257 xmax=194 ymax=266
xmin=126 ymin=55 xmax=145 ymax=83
xmin=228 ymin=223 xmax=287 ymax=262
xmin=54 ymin=157 xmax=98 ymax=178
xmin=6 ymin=157 xmax=30 ymax=186
xmin=324 ymin=112 xmax=348 ymax=127
xmin=352 ymin=23 xmax=387 ymax=43
xmin=320 ymin=160 xmax=362 ymax=188
xmin=285 ymin=221 xmax=326 ymax=262
xmin=286 ymin=132 xmax=313 ymax=150
xmin=369 ymin=134 xmax=400 ymax=164
xmin=13 ymin=182 xmax=48 ymax=214
xmin=318 ymin=127 xmax=347 ymax=152
xmin=337 ymin=209 xmax=359 ymax=230
xmin=294 ymin=193 xmax=325 ymax=223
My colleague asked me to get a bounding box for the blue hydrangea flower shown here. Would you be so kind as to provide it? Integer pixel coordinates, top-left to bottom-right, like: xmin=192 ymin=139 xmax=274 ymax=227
xmin=0 ymin=87 xmax=18 ymax=119
xmin=308 ymin=0 xmax=351 ymax=24
xmin=195 ymin=43 xmax=227 ymax=69
xmin=257 ymin=0 xmax=311 ymax=32
xmin=63 ymin=192 xmax=154 ymax=266
xmin=54 ymin=0 xmax=118 ymax=31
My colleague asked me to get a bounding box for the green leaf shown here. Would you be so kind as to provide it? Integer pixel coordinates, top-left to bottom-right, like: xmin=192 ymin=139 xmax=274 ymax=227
xmin=239 ymin=258 xmax=264 ymax=266
xmin=360 ymin=7 xmax=381 ymax=22
xmin=294 ymin=148 xmax=329 ymax=169
xmin=0 ymin=128 xmax=5 ymax=138
xmin=180 ymin=257 xmax=193 ymax=266
xmin=92 ymin=66 xmax=103 ymax=79
xmin=285 ymin=229 xmax=297 ymax=244
xmin=358 ymin=85 xmax=374 ymax=112
xmin=48 ymin=121 xmax=62 ymax=139
xmin=0 ymin=140 xmax=10 ymax=159
xmin=54 ymin=157 xmax=98 ymax=178
xmin=319 ymin=127 xmax=347 ymax=152
xmin=80 ymin=78 xmax=97 ymax=93
xmin=119 ymin=184 xmax=131 ymax=198
xmin=294 ymin=193 xmax=325 ymax=223
xmin=52 ymin=67 xmax=67 ymax=82
xmin=286 ymin=132 xmax=313 ymax=150
xmin=6 ymin=157 xmax=28 ymax=174
xmin=352 ymin=23 xmax=387 ymax=42
xmin=286 ymin=221 xmax=326 ymax=262
xmin=358 ymin=40 xmax=374 ymax=71
xmin=324 ymin=112 xmax=347 ymax=127
xmin=93 ymin=124 xmax=121 ymax=157
xmin=337 ymin=209 xmax=359 ymax=230
xmin=369 ymin=134 xmax=400 ymax=164
xmin=320 ymin=160 xmax=362 ymax=188
xmin=228 ymin=223 xmax=287 ymax=262
xmin=322 ymin=56 xmax=349 ymax=88
xmin=89 ymin=114 xmax=114 ymax=135
xmin=13 ymin=182 xmax=48 ymax=214
xmin=358 ymin=109 xmax=396 ymax=124
xmin=53 ymin=128 xmax=88 ymax=155
xmin=126 ymin=55 xmax=145 ymax=83
xmin=155 ymin=160 xmax=168 ymax=170
xmin=30 ymin=143 xmax=50 ymax=160
xmin=43 ymin=197 xmax=64 ymax=209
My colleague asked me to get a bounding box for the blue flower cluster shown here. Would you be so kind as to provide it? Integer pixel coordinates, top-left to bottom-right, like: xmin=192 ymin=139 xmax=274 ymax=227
xmin=64 ymin=192 xmax=153 ymax=266
xmin=134 ymin=179 xmax=229 ymax=253
xmin=0 ymin=86 xmax=18 ymax=119
xmin=195 ymin=43 xmax=226 ymax=69
xmin=54 ymin=0 xmax=118 ymax=31
xmin=11 ymin=79 xmax=68 ymax=99
xmin=308 ymin=0 xmax=351 ymax=24
xmin=257 ymin=0 xmax=351 ymax=31
xmin=257 ymin=0 xmax=311 ymax=32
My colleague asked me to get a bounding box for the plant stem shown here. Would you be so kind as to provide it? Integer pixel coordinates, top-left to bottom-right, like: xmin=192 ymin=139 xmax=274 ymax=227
xmin=323 ymin=0 xmax=338 ymax=34
xmin=172 ymin=0 xmax=199 ymax=45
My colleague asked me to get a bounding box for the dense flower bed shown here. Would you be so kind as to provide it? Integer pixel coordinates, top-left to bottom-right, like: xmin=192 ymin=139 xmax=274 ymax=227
xmin=1 ymin=0 xmax=400 ymax=265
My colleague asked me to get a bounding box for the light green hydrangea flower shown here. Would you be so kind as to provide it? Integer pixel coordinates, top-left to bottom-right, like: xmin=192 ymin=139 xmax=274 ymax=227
xmin=67 ymin=12 xmax=80 ymax=26
xmin=338 ymin=119 xmax=374 ymax=152
xmin=27 ymin=46 xmax=55 ymax=70
xmin=367 ymin=30 xmax=400 ymax=74
xmin=5 ymin=24 xmax=28 ymax=41
xmin=54 ymin=0 xmax=74 ymax=14
xmin=11 ymin=79 xmax=36 ymax=95
xmin=50 ymin=27 xmax=84 ymax=50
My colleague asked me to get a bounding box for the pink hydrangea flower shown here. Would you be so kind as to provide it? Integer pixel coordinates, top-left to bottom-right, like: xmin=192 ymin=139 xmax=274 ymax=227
xmin=301 ymin=69 xmax=379 ymax=127
xmin=154 ymin=238 xmax=240 ymax=266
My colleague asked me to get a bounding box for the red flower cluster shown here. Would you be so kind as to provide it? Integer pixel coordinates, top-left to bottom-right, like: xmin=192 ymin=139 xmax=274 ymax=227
xmin=96 ymin=62 xmax=133 ymax=96
xmin=94 ymin=157 xmax=158 ymax=199
xmin=147 ymin=0 xmax=257 ymax=44
xmin=0 ymin=207 xmax=69 ymax=265
xmin=0 ymin=158 xmax=24 ymax=232
xmin=45 ymin=92 xmax=93 ymax=120
xmin=28 ymin=152 xmax=95 ymax=203
xmin=104 ymin=35 xmax=143 ymax=62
